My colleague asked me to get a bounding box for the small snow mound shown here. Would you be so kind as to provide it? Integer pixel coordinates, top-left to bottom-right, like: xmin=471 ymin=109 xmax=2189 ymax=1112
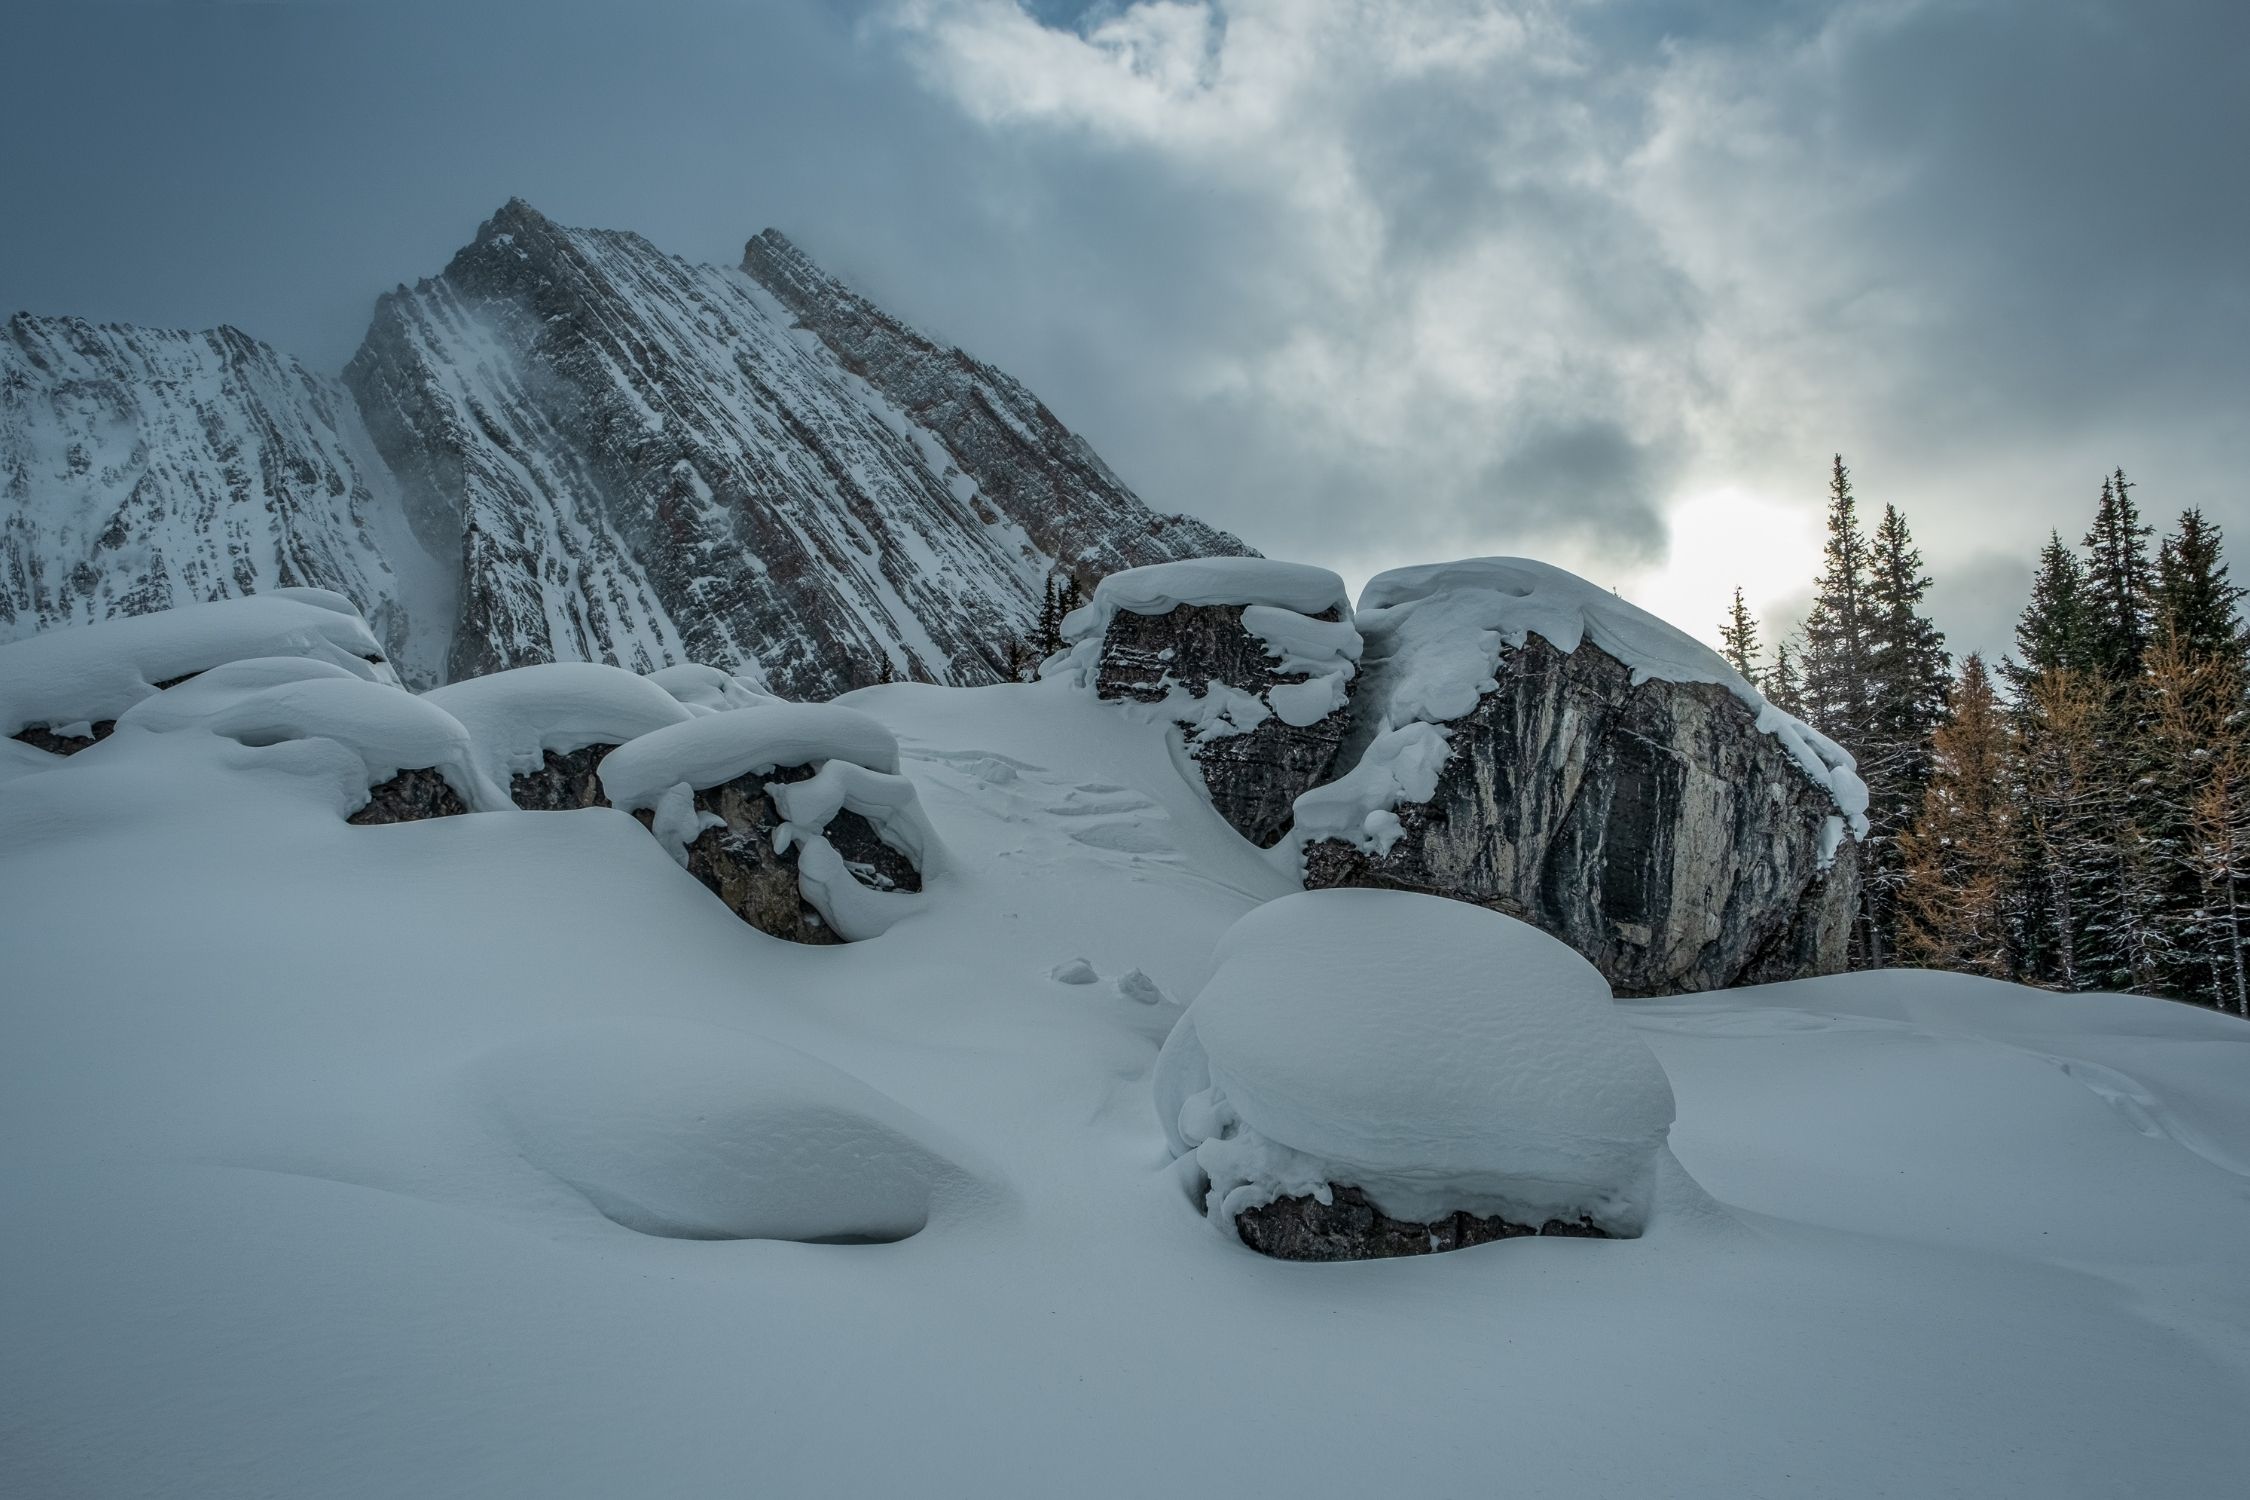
xmin=1116 ymin=969 xmax=1168 ymax=1006
xmin=1050 ymin=958 xmax=1100 ymax=985
xmin=1060 ymin=558 xmax=1351 ymax=645
xmin=472 ymin=1021 xmax=998 ymax=1243
xmin=425 ymin=662 xmax=693 ymax=787
xmin=644 ymin=661 xmax=776 ymax=715
xmin=0 ymin=591 xmax=392 ymax=738
xmin=1155 ymin=890 xmax=1677 ymax=1239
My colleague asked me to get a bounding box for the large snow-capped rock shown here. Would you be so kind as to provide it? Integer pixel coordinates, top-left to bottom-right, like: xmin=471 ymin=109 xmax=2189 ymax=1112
xmin=0 ymin=314 xmax=453 ymax=681
xmin=5 ymin=201 xmax=1253 ymax=698
xmin=1294 ymin=558 xmax=1864 ymax=995
xmin=345 ymin=199 xmax=1254 ymax=695
xmin=1063 ymin=559 xmax=1361 ymax=848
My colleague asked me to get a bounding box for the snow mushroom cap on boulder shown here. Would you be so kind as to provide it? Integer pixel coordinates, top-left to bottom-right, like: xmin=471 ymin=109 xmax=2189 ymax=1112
xmin=1155 ymin=889 xmax=1677 ymax=1254
xmin=106 ymin=660 xmax=506 ymax=820
xmin=0 ymin=589 xmax=392 ymax=748
xmin=597 ymin=702 xmax=936 ymax=943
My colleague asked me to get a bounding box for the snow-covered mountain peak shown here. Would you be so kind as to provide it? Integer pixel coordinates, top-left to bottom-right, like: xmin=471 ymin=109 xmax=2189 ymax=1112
xmin=8 ymin=202 xmax=1253 ymax=696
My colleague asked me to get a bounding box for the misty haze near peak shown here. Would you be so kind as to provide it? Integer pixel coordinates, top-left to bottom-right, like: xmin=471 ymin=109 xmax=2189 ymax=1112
xmin=2 ymin=0 xmax=2243 ymax=666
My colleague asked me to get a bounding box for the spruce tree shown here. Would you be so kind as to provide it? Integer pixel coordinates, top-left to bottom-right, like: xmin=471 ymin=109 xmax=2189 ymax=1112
xmin=1898 ymin=655 xmax=2015 ymax=976
xmin=1798 ymin=455 xmax=1875 ymax=748
xmin=2080 ymin=470 xmax=2154 ymax=681
xmin=2151 ymin=509 xmax=2246 ymax=667
xmin=1856 ymin=503 xmax=1952 ymax=965
xmin=1763 ymin=639 xmax=1807 ymax=719
xmin=1718 ymin=587 xmax=1762 ymax=679
xmin=2014 ymin=666 xmax=2111 ymax=991
xmin=2007 ymin=532 xmax=2092 ymax=687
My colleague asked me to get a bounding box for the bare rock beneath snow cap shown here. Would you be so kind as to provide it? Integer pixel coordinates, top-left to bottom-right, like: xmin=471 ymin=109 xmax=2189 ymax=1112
xmin=1061 ymin=558 xmax=1362 ymax=848
xmin=1154 ymin=890 xmax=1678 ymax=1260
xmin=100 ymin=650 xmax=506 ymax=823
xmin=598 ymin=703 xmax=937 ymax=944
xmin=423 ymin=661 xmax=696 ymax=810
xmin=1290 ymin=558 xmax=1866 ymax=995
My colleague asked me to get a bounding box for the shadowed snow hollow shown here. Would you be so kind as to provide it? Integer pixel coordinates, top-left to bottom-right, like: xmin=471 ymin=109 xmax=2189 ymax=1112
xmin=1156 ymin=889 xmax=1678 ymax=1250
xmin=470 ymin=1022 xmax=999 ymax=1244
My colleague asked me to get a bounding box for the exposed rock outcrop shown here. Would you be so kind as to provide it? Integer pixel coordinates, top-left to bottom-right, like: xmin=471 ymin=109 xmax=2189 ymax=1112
xmin=643 ymin=765 xmax=922 ymax=947
xmin=10 ymin=721 xmax=110 ymax=756
xmin=1302 ymin=633 xmax=1858 ymax=994
xmin=1235 ymin=1186 xmax=1609 ymax=1262
xmin=348 ymin=767 xmax=470 ymax=825
xmin=507 ymin=745 xmax=615 ymax=811
xmin=1093 ymin=601 xmax=1352 ymax=848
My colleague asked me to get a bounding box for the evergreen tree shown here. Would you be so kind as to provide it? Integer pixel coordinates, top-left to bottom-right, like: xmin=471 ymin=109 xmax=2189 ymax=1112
xmin=1718 ymin=587 xmax=1762 ymax=679
xmin=1855 ymin=503 xmax=1953 ymax=964
xmin=1798 ymin=455 xmax=1875 ymax=747
xmin=1898 ymin=655 xmax=2015 ymax=976
xmin=2080 ymin=470 xmax=2154 ymax=681
xmin=2151 ymin=509 xmax=2246 ymax=667
xmin=2007 ymin=532 xmax=2093 ymax=687
xmin=1763 ymin=639 xmax=1807 ymax=719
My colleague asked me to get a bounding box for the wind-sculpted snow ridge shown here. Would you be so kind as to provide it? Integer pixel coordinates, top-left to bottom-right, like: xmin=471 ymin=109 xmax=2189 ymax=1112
xmin=1295 ymin=557 xmax=1869 ymax=863
xmin=0 ymin=588 xmax=392 ymax=740
xmin=346 ymin=199 xmax=1254 ymax=697
xmin=1156 ymin=890 xmax=1678 ymax=1246
xmin=0 ymin=314 xmax=454 ymax=683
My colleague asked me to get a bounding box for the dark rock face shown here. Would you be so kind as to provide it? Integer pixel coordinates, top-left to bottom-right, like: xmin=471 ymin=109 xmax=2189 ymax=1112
xmin=507 ymin=744 xmax=616 ymax=811
xmin=742 ymin=229 xmax=1252 ymax=589
xmin=1094 ymin=602 xmax=1350 ymax=849
xmin=644 ymin=765 xmax=922 ymax=946
xmin=1235 ymin=1185 xmax=1611 ymax=1262
xmin=10 ymin=721 xmax=112 ymax=756
xmin=1304 ymin=634 xmax=1858 ymax=995
xmin=348 ymin=768 xmax=469 ymax=825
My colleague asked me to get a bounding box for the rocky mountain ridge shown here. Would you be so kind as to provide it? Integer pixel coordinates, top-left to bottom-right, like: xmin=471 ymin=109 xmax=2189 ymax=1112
xmin=3 ymin=200 xmax=1251 ymax=693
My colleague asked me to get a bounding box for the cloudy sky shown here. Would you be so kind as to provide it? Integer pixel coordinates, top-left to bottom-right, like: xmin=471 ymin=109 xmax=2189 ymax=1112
xmin=3 ymin=0 xmax=2243 ymax=665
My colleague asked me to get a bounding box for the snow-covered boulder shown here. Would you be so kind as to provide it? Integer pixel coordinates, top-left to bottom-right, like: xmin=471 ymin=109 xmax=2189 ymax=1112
xmin=598 ymin=703 xmax=937 ymax=944
xmin=1060 ymin=558 xmax=1362 ymax=848
xmin=424 ymin=662 xmax=693 ymax=809
xmin=1155 ymin=890 xmax=1677 ymax=1259
xmin=1293 ymin=558 xmax=1864 ymax=994
xmin=0 ymin=589 xmax=392 ymax=753
xmin=104 ymin=654 xmax=507 ymax=821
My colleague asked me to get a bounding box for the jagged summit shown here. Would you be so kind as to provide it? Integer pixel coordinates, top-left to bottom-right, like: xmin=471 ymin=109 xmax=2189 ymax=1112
xmin=5 ymin=201 xmax=1254 ymax=694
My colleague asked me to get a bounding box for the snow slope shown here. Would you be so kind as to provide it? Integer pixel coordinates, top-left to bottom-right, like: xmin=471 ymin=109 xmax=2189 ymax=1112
xmin=2 ymin=668 xmax=2246 ymax=1496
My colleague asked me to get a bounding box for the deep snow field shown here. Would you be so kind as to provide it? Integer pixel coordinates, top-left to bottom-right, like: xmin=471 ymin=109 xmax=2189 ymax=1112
xmin=4 ymin=668 xmax=2249 ymax=1497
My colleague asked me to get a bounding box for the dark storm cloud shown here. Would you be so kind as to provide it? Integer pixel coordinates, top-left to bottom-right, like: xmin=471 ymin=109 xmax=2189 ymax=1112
xmin=1 ymin=0 xmax=2243 ymax=664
